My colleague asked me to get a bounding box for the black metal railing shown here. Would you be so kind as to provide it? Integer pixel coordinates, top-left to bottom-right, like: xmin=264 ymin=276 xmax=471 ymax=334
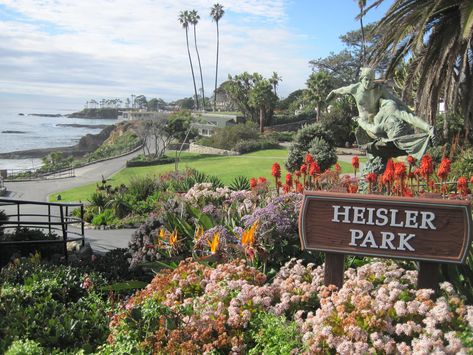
xmin=0 ymin=198 xmax=84 ymax=263
xmin=3 ymin=166 xmax=75 ymax=181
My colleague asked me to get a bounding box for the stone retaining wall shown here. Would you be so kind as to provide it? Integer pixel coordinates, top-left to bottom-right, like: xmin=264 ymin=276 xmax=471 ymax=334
xmin=189 ymin=143 xmax=239 ymax=156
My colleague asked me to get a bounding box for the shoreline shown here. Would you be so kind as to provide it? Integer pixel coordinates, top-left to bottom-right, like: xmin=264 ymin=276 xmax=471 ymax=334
xmin=0 ymin=124 xmax=115 ymax=159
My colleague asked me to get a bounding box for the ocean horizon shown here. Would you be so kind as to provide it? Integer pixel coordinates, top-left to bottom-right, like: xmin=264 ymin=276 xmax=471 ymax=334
xmin=0 ymin=104 xmax=116 ymax=170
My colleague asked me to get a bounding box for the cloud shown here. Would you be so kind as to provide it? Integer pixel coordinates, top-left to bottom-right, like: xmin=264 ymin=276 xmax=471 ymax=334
xmin=0 ymin=0 xmax=312 ymax=103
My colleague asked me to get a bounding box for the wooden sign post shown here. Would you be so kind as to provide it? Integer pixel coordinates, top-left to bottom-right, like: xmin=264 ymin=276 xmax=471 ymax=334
xmin=299 ymin=191 xmax=472 ymax=290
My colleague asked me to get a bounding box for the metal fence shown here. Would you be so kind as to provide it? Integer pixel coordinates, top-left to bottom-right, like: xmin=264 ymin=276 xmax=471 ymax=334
xmin=2 ymin=166 xmax=75 ymax=181
xmin=0 ymin=198 xmax=84 ymax=264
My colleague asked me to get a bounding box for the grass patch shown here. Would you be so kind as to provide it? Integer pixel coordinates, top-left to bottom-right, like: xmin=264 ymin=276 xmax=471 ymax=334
xmin=51 ymin=149 xmax=363 ymax=202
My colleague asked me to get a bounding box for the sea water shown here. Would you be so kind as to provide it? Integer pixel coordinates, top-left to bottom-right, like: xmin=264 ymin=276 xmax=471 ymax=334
xmin=0 ymin=106 xmax=117 ymax=170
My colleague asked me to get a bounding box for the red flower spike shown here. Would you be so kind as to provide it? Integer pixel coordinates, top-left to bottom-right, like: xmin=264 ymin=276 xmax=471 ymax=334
xmin=334 ymin=163 xmax=342 ymax=174
xmin=295 ymin=182 xmax=304 ymax=193
xmin=295 ymin=170 xmax=301 ymax=178
xmin=305 ymin=153 xmax=314 ymax=164
xmin=352 ymin=156 xmax=360 ymax=169
xmin=436 ymin=157 xmax=451 ymax=180
xmin=420 ymin=154 xmax=433 ymax=178
xmin=271 ymin=162 xmax=281 ymax=178
xmin=457 ymin=176 xmax=468 ymax=197
xmin=309 ymin=161 xmax=320 ymax=176
xmin=285 ymin=173 xmax=293 ymax=187
xmin=365 ymin=172 xmax=377 ymax=183
xmin=300 ymin=164 xmax=307 ymax=175
xmin=249 ymin=177 xmax=257 ymax=189
xmin=407 ymin=155 xmax=416 ymax=166
xmin=257 ymin=176 xmax=267 ymax=184
xmin=394 ymin=162 xmax=406 ymax=179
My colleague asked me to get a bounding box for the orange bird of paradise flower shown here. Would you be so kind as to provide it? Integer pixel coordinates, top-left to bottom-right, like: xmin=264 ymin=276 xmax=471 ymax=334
xmin=241 ymin=221 xmax=258 ymax=246
xmin=208 ymin=232 xmax=220 ymax=254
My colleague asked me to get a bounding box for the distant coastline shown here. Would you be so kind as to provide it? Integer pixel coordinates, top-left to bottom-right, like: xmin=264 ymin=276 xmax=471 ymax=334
xmin=0 ymin=125 xmax=115 ymax=159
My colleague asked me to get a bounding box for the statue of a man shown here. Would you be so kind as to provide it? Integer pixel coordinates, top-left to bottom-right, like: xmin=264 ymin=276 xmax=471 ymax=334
xmin=326 ymin=67 xmax=435 ymax=172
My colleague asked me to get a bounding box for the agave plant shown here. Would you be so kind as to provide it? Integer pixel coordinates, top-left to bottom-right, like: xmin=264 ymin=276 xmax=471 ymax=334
xmin=229 ymin=176 xmax=250 ymax=191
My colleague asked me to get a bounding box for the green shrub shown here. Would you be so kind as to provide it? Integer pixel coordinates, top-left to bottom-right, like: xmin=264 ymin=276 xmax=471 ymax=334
xmin=285 ymin=123 xmax=336 ymax=172
xmin=127 ymin=175 xmax=159 ymax=201
xmin=198 ymin=121 xmax=260 ymax=150
xmin=233 ymin=138 xmax=279 ymax=154
xmin=267 ymin=131 xmax=294 ymax=142
xmin=0 ymin=229 xmax=63 ymax=266
xmin=451 ymin=148 xmax=473 ymax=179
xmin=0 ymin=259 xmax=109 ymax=353
xmin=92 ymin=209 xmax=117 ymax=227
xmin=5 ymin=339 xmax=44 ymax=355
xmin=308 ymin=136 xmax=338 ymax=171
xmin=248 ymin=312 xmax=302 ymax=354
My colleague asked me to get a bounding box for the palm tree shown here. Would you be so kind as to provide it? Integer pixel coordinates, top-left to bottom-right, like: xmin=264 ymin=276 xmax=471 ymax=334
xmin=210 ymin=3 xmax=224 ymax=111
xmin=367 ymin=0 xmax=473 ymax=141
xmin=189 ymin=10 xmax=206 ymax=111
xmin=269 ymin=72 xmax=282 ymax=95
xmin=356 ymin=0 xmax=367 ymax=65
xmin=306 ymin=71 xmax=332 ymax=122
xmin=178 ymin=10 xmax=199 ymax=110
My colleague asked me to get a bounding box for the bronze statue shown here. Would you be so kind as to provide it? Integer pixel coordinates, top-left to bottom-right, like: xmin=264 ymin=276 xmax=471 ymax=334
xmin=326 ymin=67 xmax=436 ymax=173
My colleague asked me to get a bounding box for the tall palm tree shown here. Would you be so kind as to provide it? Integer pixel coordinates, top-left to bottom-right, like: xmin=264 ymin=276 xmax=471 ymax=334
xmin=269 ymin=72 xmax=282 ymax=95
xmin=367 ymin=0 xmax=473 ymax=141
xmin=178 ymin=10 xmax=200 ymax=110
xmin=356 ymin=0 xmax=367 ymax=65
xmin=210 ymin=3 xmax=224 ymax=111
xmin=189 ymin=10 xmax=206 ymax=111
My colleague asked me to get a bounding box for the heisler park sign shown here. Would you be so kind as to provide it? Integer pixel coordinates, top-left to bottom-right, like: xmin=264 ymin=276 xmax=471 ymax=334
xmin=299 ymin=191 xmax=472 ymax=264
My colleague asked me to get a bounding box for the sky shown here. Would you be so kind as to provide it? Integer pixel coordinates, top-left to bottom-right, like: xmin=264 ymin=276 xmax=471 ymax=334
xmin=0 ymin=0 xmax=392 ymax=110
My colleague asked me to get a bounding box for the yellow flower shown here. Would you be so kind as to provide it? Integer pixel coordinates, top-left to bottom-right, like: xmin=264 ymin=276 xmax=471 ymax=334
xmin=208 ymin=232 xmax=220 ymax=254
xmin=241 ymin=221 xmax=258 ymax=246
xmin=194 ymin=226 xmax=204 ymax=242
xmin=159 ymin=228 xmax=166 ymax=239
xmin=169 ymin=229 xmax=178 ymax=247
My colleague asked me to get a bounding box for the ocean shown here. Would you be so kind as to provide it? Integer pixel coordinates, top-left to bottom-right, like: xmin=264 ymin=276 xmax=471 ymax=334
xmin=0 ymin=106 xmax=117 ymax=170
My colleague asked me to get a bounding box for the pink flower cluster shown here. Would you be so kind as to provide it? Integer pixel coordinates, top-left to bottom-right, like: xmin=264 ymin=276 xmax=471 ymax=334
xmin=297 ymin=261 xmax=473 ymax=354
xmin=108 ymin=259 xmax=473 ymax=353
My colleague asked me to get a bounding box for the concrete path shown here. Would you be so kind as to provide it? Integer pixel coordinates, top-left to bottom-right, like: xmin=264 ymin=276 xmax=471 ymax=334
xmin=3 ymin=150 xmax=142 ymax=253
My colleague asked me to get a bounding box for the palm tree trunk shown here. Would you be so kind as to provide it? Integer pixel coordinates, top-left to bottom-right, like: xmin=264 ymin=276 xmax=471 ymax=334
xmin=316 ymin=103 xmax=321 ymax=122
xmin=186 ymin=28 xmax=199 ymax=110
xmin=259 ymin=107 xmax=264 ymax=133
xmin=359 ymin=16 xmax=366 ymax=65
xmin=214 ymin=21 xmax=220 ymax=112
xmin=193 ymin=24 xmax=205 ymax=111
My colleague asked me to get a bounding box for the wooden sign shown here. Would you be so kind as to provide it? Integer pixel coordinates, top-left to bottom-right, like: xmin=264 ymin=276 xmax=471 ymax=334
xmin=299 ymin=191 xmax=473 ymax=288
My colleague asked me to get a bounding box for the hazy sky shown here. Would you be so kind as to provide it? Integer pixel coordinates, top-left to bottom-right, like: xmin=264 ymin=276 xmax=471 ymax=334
xmin=0 ymin=0 xmax=392 ymax=109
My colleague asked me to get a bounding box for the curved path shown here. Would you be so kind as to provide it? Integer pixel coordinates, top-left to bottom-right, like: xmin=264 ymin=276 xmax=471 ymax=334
xmin=3 ymin=150 xmax=143 ymax=253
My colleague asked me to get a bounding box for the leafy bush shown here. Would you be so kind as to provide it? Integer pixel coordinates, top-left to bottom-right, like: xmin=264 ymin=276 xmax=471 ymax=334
xmin=266 ymin=131 xmax=294 ymax=142
xmin=0 ymin=258 xmax=109 ymax=353
xmin=286 ymin=123 xmax=336 ymax=172
xmin=308 ymin=136 xmax=338 ymax=171
xmin=86 ymin=131 xmax=140 ymax=162
xmin=233 ymin=138 xmax=279 ymax=154
xmin=0 ymin=228 xmax=63 ymax=266
xmin=249 ymin=312 xmax=302 ymax=354
xmin=5 ymin=339 xmax=44 ymax=355
xmin=91 ymin=209 xmax=117 ymax=227
xmin=197 ymin=121 xmax=260 ymax=150
xmin=319 ymin=96 xmax=357 ymax=146
xmin=451 ymin=148 xmax=473 ymax=179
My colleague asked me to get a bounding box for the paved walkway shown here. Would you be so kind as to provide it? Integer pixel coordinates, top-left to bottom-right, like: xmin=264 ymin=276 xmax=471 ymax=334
xmin=3 ymin=150 xmax=142 ymax=253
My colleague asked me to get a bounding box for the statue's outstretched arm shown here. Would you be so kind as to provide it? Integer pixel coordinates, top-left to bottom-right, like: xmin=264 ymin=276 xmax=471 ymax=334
xmin=326 ymin=84 xmax=358 ymax=102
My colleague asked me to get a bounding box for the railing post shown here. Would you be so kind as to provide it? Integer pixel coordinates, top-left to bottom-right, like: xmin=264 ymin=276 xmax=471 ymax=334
xmin=48 ymin=204 xmax=51 ymax=234
xmin=17 ymin=203 xmax=20 ymax=229
xmin=59 ymin=205 xmax=68 ymax=262
xmin=80 ymin=204 xmax=85 ymax=246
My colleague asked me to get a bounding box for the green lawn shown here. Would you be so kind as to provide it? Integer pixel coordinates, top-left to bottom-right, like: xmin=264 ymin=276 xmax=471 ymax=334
xmin=51 ymin=149 xmax=361 ymax=202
